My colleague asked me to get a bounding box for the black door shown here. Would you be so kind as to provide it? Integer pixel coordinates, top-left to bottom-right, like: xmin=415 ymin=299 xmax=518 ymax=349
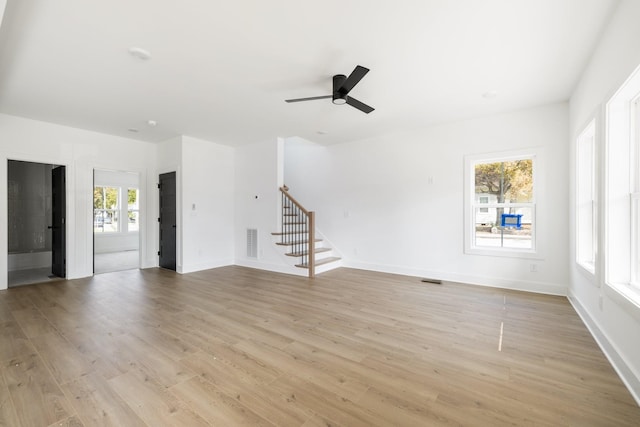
xmin=51 ymin=166 xmax=66 ymax=278
xmin=158 ymin=172 xmax=176 ymax=271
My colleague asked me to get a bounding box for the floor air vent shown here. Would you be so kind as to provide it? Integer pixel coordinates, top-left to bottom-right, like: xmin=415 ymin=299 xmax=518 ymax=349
xmin=246 ymin=228 xmax=258 ymax=258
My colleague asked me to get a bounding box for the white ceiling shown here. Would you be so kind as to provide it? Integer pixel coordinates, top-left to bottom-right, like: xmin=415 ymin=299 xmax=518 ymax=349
xmin=0 ymin=0 xmax=618 ymax=146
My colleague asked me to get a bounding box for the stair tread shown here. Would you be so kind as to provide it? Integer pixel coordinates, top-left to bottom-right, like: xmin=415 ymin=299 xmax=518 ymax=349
xmin=275 ymin=239 xmax=322 ymax=246
xmin=295 ymin=257 xmax=341 ymax=269
xmin=271 ymin=231 xmax=308 ymax=236
xmin=285 ymin=248 xmax=331 ymax=257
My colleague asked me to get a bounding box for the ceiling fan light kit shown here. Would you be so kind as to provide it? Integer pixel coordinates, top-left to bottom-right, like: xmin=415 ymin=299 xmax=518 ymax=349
xmin=285 ymin=65 xmax=375 ymax=113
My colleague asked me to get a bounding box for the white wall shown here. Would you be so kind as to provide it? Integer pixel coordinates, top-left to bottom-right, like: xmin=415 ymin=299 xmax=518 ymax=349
xmin=568 ymin=0 xmax=640 ymax=403
xmin=285 ymin=103 xmax=569 ymax=295
xmin=156 ymin=135 xmax=236 ymax=274
xmin=180 ymin=136 xmax=235 ymax=273
xmin=0 ymin=113 xmax=158 ymax=289
xmin=0 ymin=117 xmax=238 ymax=287
xmin=234 ymin=138 xmax=297 ymax=274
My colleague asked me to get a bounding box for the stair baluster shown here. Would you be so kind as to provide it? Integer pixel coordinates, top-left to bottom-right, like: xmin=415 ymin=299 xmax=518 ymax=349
xmin=279 ymin=186 xmax=315 ymax=278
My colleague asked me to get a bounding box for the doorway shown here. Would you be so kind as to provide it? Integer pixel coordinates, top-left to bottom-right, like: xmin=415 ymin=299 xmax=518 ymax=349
xmin=158 ymin=171 xmax=176 ymax=271
xmin=93 ymin=169 xmax=140 ymax=274
xmin=7 ymin=160 xmax=66 ymax=287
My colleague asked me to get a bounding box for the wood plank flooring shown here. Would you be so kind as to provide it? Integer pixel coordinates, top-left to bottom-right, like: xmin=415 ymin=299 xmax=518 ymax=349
xmin=0 ymin=266 xmax=639 ymax=426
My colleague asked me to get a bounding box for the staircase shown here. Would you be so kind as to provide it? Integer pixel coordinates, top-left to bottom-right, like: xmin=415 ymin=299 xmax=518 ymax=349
xmin=272 ymin=186 xmax=341 ymax=277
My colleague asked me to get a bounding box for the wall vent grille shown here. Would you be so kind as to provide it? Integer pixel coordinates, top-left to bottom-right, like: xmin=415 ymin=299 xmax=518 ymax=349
xmin=246 ymin=228 xmax=258 ymax=258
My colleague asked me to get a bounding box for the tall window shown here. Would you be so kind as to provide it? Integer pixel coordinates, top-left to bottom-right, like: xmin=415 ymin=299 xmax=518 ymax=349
xmin=605 ymin=64 xmax=640 ymax=298
xmin=466 ymin=152 xmax=535 ymax=253
xmin=576 ymin=120 xmax=596 ymax=273
xmin=633 ymin=99 xmax=640 ymax=286
xmin=128 ymin=188 xmax=139 ymax=232
xmin=94 ymin=186 xmax=119 ymax=233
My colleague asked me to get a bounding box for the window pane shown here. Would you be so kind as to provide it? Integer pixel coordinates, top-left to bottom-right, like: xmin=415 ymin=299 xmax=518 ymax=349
xmin=634 ymin=196 xmax=640 ymax=285
xmin=128 ymin=211 xmax=139 ymax=232
xmin=105 ymin=210 xmax=118 ymax=232
xmin=93 ymin=187 xmax=119 ymax=208
xmin=94 ymin=210 xmax=104 ymax=233
xmin=474 ymin=207 xmax=532 ymax=249
xmin=94 ymin=186 xmax=119 ymax=232
xmin=576 ymin=123 xmax=595 ymax=270
xmin=93 ymin=187 xmax=104 ymax=209
xmin=105 ymin=187 xmax=118 ymax=209
xmin=475 ymin=159 xmax=533 ymax=204
xmin=128 ymin=188 xmax=138 ymax=209
xmin=94 ymin=210 xmax=119 ymax=233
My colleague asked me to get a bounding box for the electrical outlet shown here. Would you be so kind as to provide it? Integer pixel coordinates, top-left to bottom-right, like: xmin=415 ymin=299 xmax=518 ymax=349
xmin=530 ymin=263 xmax=538 ymax=272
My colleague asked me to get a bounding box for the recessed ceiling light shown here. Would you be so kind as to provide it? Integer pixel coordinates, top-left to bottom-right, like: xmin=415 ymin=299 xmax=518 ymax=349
xmin=482 ymin=90 xmax=498 ymax=99
xmin=128 ymin=47 xmax=152 ymax=60
xmin=147 ymin=120 xmax=157 ymax=127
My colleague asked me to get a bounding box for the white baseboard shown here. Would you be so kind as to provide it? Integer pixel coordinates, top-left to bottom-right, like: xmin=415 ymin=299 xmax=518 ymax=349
xmin=343 ymin=260 xmax=567 ymax=296
xmin=568 ymin=292 xmax=640 ymax=406
xmin=179 ymin=258 xmax=234 ymax=274
xmin=8 ymin=251 xmax=51 ymax=271
xmin=234 ymin=258 xmax=308 ymax=277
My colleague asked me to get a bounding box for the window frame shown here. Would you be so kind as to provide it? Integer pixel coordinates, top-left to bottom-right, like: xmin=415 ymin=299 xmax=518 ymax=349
xmin=127 ymin=188 xmax=140 ymax=233
xmin=94 ymin=186 xmax=120 ymax=233
xmin=631 ymin=98 xmax=640 ymax=287
xmin=576 ymin=119 xmax=597 ymax=274
xmin=464 ymin=149 xmax=538 ymax=258
xmin=93 ymin=185 xmax=140 ymax=235
xmin=603 ymin=63 xmax=640 ymax=306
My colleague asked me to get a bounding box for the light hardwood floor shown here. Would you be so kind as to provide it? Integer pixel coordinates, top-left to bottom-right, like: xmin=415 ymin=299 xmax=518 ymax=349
xmin=0 ymin=266 xmax=639 ymax=426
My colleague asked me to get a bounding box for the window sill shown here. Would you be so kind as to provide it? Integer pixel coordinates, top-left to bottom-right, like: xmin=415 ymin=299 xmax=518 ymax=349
xmin=465 ymin=247 xmax=541 ymax=260
xmin=576 ymin=261 xmax=596 ymax=276
xmin=94 ymin=232 xmax=139 ymax=237
xmin=604 ymin=282 xmax=640 ymax=323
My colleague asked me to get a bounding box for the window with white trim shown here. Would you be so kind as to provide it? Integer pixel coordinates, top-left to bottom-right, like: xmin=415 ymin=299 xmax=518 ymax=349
xmin=93 ymin=185 xmax=139 ymax=233
xmin=604 ymin=63 xmax=640 ymax=299
xmin=94 ymin=186 xmax=119 ymax=233
xmin=128 ymin=188 xmax=140 ymax=232
xmin=632 ymin=99 xmax=640 ymax=287
xmin=576 ymin=120 xmax=596 ymax=273
xmin=466 ymin=152 xmax=536 ymax=254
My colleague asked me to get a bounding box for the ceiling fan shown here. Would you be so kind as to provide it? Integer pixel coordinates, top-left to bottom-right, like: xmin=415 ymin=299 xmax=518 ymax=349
xmin=285 ymin=65 xmax=374 ymax=114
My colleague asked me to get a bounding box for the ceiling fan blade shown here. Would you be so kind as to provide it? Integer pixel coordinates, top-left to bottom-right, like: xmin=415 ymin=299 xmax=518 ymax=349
xmin=346 ymin=96 xmax=375 ymax=114
xmin=338 ymin=65 xmax=370 ymax=94
xmin=285 ymin=95 xmax=332 ymax=103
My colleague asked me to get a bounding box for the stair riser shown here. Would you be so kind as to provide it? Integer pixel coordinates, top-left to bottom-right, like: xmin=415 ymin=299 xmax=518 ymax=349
xmin=315 ymin=259 xmax=342 ymax=274
xmin=314 ymin=250 xmax=334 ymax=261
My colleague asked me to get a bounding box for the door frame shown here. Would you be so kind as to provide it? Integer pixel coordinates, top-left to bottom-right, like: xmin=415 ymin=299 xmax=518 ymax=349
xmin=157 ymin=166 xmax=181 ymax=272
xmin=51 ymin=165 xmax=66 ymax=278
xmin=90 ymin=165 xmax=147 ymax=276
xmin=158 ymin=171 xmax=177 ymax=271
xmin=2 ymin=156 xmax=70 ymax=290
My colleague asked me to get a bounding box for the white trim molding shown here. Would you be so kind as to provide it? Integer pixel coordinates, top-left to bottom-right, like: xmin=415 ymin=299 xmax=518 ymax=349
xmin=568 ymin=292 xmax=640 ymax=406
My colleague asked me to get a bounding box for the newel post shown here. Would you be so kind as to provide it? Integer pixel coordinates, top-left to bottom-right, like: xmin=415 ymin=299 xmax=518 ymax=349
xmin=308 ymin=211 xmax=316 ymax=278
